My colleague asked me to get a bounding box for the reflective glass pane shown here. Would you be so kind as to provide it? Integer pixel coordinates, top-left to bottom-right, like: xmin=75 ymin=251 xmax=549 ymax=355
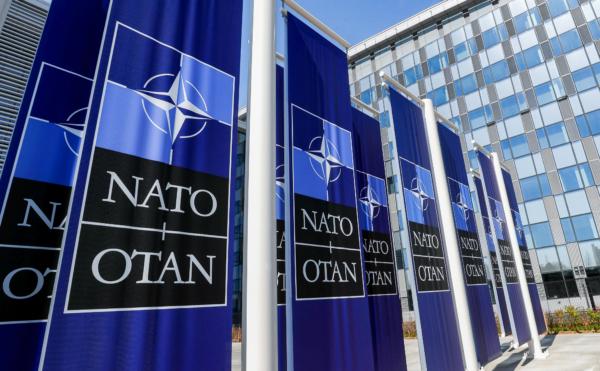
xmin=559 ymin=166 xmax=584 ymax=191
xmin=500 ymin=95 xmax=521 ymax=118
xmin=521 ymin=176 xmax=542 ymax=200
xmin=514 ymin=12 xmax=533 ymax=33
xmin=455 ymin=42 xmax=469 ymax=61
xmin=559 ymin=29 xmax=582 ymax=53
xmin=535 ymin=82 xmax=556 ymax=105
xmin=511 ymin=134 xmax=530 ymax=157
xmin=561 ymin=218 xmax=577 ymax=242
xmin=482 ymin=28 xmax=501 ymax=48
xmin=546 ymin=122 xmax=568 ymax=146
xmin=580 ymin=240 xmax=600 ymax=267
xmin=530 ymin=222 xmax=554 ymax=247
xmin=572 ymin=67 xmax=596 ymax=92
xmin=523 ymin=46 xmax=544 ymax=67
xmin=537 ymin=247 xmax=562 ymax=272
xmin=573 ymin=214 xmax=598 ymax=240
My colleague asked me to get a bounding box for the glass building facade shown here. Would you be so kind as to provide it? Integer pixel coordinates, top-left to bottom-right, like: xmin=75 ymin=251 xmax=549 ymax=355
xmin=348 ymin=0 xmax=600 ymax=314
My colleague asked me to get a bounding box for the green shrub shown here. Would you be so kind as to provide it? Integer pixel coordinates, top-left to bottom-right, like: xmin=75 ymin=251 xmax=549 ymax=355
xmin=546 ymin=307 xmax=600 ymax=334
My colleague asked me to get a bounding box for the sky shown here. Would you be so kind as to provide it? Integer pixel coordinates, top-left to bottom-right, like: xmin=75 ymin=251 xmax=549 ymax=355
xmin=239 ymin=0 xmax=442 ymax=107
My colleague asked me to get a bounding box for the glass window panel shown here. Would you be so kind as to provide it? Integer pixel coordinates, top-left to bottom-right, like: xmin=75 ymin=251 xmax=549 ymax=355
xmin=589 ymin=20 xmax=600 ymax=41
xmin=427 ymin=86 xmax=449 ymax=106
xmin=535 ymin=82 xmax=556 ymax=106
xmin=550 ymin=37 xmax=562 ymax=56
xmin=468 ymin=38 xmax=479 ymax=54
xmin=580 ymin=163 xmax=594 ymax=187
xmin=553 ymin=144 xmax=576 ymax=168
xmin=521 ymin=176 xmax=542 ymax=200
xmin=557 ymin=245 xmax=572 ymax=270
xmin=455 ymin=42 xmax=469 ymax=61
xmin=515 ymin=156 xmax=536 ymax=178
xmin=565 ymin=189 xmax=591 ymax=215
xmin=511 ymin=134 xmax=530 ymax=157
xmin=546 ymin=122 xmax=569 ymax=146
xmin=482 ymin=28 xmax=501 ymax=48
xmin=523 ymin=46 xmax=544 ymax=68
xmin=469 ymin=107 xmax=487 ymax=129
xmin=576 ymin=115 xmax=591 ymax=137
xmin=537 ymin=247 xmax=562 ymax=272
xmin=559 ymin=166 xmax=584 ymax=191
xmin=537 ymin=127 xmax=550 ymax=149
xmin=559 ymin=29 xmax=582 ymax=54
xmin=514 ymin=11 xmax=533 ymax=33
xmin=573 ymin=214 xmax=599 ymax=240
xmin=491 ymin=60 xmax=510 ymax=81
xmin=548 ymin=0 xmax=571 ymax=17
xmin=586 ymin=109 xmax=600 ymax=135
xmin=526 ymin=199 xmax=548 ymax=223
xmin=500 ymin=95 xmax=521 ymax=118
xmin=580 ymin=240 xmax=600 ymax=267
xmin=530 ymin=7 xmax=542 ymax=26
xmin=530 ymin=222 xmax=554 ymax=247
xmin=515 ymin=52 xmax=527 ymax=71
xmin=456 ymin=74 xmax=478 ymax=96
xmin=572 ymin=67 xmax=596 ymax=92
xmin=539 ymin=174 xmax=552 ymax=196
xmin=561 ymin=218 xmax=577 ymax=242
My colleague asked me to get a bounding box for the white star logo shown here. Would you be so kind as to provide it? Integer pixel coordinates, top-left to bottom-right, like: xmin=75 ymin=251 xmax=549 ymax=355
xmin=54 ymin=107 xmax=86 ymax=157
xmin=410 ymin=176 xmax=431 ymax=213
xmin=307 ymin=135 xmax=343 ymax=184
xmin=135 ymin=70 xmax=215 ymax=163
xmin=360 ymin=186 xmax=382 ymax=223
xmin=455 ymin=191 xmax=471 ymax=222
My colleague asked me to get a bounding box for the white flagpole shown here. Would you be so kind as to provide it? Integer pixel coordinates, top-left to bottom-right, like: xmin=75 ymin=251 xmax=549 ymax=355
xmin=422 ymin=99 xmax=480 ymax=371
xmin=490 ymin=153 xmax=547 ymax=359
xmin=242 ymin=0 xmax=278 ymax=369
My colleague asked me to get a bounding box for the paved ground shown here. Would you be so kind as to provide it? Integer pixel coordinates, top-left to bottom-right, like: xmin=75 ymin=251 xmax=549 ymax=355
xmin=231 ymin=333 xmax=600 ymax=370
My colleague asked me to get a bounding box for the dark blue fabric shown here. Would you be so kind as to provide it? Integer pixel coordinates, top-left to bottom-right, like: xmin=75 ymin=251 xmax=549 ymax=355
xmin=0 ymin=1 xmax=108 ymax=370
xmin=389 ymin=89 xmax=463 ymax=371
xmin=276 ymin=64 xmax=287 ymax=371
xmin=501 ymin=170 xmax=547 ymax=335
xmin=352 ymin=108 xmax=407 ymax=371
xmin=473 ymin=175 xmax=512 ymax=336
xmin=477 ymin=152 xmax=531 ymax=345
xmin=286 ymin=14 xmax=375 ymax=371
xmin=39 ymin=1 xmax=242 ymax=370
xmin=439 ymin=125 xmax=500 ymax=365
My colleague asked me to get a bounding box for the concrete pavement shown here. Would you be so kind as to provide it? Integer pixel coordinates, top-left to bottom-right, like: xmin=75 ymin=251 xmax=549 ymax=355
xmin=231 ymin=333 xmax=600 ymax=370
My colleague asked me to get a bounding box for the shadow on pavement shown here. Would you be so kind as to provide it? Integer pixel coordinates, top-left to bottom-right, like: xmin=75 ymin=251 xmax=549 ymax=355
xmin=492 ymin=334 xmax=557 ymax=370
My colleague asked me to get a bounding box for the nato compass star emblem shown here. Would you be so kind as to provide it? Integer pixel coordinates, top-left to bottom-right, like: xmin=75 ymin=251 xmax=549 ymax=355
xmin=275 ymin=164 xmax=285 ymax=202
xmin=410 ymin=176 xmax=432 ymax=213
xmin=135 ymin=70 xmax=216 ymax=163
xmin=307 ymin=135 xmax=343 ymax=184
xmin=360 ymin=185 xmax=382 ymax=224
xmin=55 ymin=107 xmax=86 ymax=156
xmin=455 ymin=190 xmax=471 ymax=223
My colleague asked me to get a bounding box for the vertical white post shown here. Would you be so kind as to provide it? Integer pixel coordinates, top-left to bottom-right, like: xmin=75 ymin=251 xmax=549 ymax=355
xmin=491 ymin=153 xmax=546 ymax=359
xmin=422 ymin=99 xmax=480 ymax=371
xmin=242 ymin=0 xmax=277 ymax=369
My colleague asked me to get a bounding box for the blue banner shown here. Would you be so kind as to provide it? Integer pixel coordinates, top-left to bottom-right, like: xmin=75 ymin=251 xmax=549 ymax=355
xmin=39 ymin=1 xmax=242 ymax=369
xmin=472 ymin=174 xmax=512 ymax=336
xmin=477 ymin=152 xmax=531 ymax=346
xmin=438 ymin=125 xmax=500 ymax=364
xmin=0 ymin=0 xmax=107 ymax=369
xmin=389 ymin=89 xmax=463 ymax=370
xmin=352 ymin=107 xmax=407 ymax=371
xmin=501 ymin=169 xmax=546 ymax=335
xmin=275 ymin=64 xmax=287 ymax=371
xmin=286 ymin=13 xmax=375 ymax=371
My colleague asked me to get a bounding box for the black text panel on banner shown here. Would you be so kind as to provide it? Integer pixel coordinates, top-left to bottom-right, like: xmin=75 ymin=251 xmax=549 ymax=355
xmin=352 ymin=107 xmax=407 ymax=371
xmin=472 ymin=173 xmax=512 ymax=337
xmin=285 ymin=13 xmax=377 ymax=371
xmin=39 ymin=1 xmax=242 ymax=369
xmin=0 ymin=0 xmax=108 ymax=369
xmin=438 ymin=125 xmax=501 ymax=364
xmin=501 ymin=169 xmax=547 ymax=335
xmin=477 ymin=151 xmax=532 ymax=346
xmin=388 ymin=88 xmax=464 ymax=370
